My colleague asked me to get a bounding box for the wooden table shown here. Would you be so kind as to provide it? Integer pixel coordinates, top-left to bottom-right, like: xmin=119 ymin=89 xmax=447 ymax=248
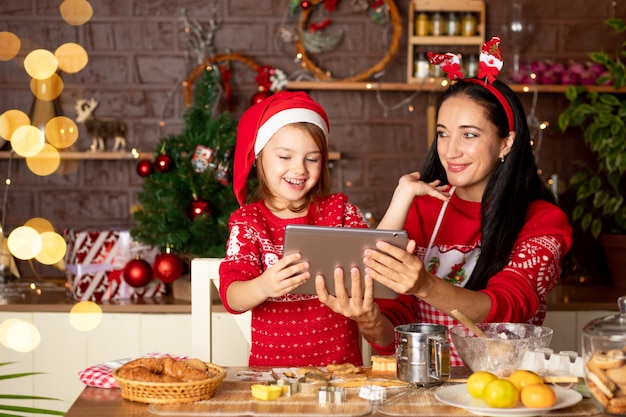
xmin=64 ymin=367 xmax=605 ymax=417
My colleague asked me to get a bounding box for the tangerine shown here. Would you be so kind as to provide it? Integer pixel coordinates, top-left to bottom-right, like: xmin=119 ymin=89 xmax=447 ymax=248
xmin=520 ymin=384 xmax=557 ymax=408
xmin=466 ymin=371 xmax=498 ymax=399
xmin=509 ymin=369 xmax=544 ymax=391
xmin=483 ymin=379 xmax=520 ymax=408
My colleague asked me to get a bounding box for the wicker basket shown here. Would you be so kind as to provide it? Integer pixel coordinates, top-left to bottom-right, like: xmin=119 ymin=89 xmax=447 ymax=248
xmin=112 ymin=362 xmax=226 ymax=404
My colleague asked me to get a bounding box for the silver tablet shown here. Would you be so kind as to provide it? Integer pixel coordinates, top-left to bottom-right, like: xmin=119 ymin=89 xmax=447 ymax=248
xmin=283 ymin=225 xmax=407 ymax=299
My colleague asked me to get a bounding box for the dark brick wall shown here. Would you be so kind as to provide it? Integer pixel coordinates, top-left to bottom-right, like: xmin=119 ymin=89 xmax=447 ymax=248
xmin=0 ymin=0 xmax=624 ymax=279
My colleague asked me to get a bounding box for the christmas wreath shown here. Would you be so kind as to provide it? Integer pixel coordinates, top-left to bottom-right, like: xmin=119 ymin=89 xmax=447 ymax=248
xmin=292 ymin=0 xmax=402 ymax=81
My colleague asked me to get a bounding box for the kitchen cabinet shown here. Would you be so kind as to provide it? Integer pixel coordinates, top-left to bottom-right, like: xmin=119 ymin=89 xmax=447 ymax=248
xmin=543 ymin=310 xmax=616 ymax=354
xmin=0 ymin=310 xmax=248 ymax=415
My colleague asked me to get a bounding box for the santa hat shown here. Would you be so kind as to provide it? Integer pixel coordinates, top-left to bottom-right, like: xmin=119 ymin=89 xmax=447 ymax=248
xmin=233 ymin=91 xmax=329 ymax=206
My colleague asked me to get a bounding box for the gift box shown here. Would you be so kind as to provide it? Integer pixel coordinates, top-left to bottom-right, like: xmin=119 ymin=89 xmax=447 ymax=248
xmin=64 ymin=229 xmax=165 ymax=302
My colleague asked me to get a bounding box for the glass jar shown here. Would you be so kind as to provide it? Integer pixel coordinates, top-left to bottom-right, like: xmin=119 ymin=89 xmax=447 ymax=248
xmin=415 ymin=12 xmax=429 ymax=36
xmin=414 ymin=52 xmax=429 ymax=79
xmin=430 ymin=12 xmax=445 ymax=36
xmin=446 ymin=12 xmax=460 ymax=36
xmin=461 ymin=12 xmax=477 ymax=36
xmin=582 ymin=296 xmax=626 ymax=416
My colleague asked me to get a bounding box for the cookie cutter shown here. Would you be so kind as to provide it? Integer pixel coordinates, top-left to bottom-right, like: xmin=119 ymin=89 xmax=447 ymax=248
xmin=318 ymin=386 xmax=346 ymax=405
xmin=359 ymin=384 xmax=386 ymax=402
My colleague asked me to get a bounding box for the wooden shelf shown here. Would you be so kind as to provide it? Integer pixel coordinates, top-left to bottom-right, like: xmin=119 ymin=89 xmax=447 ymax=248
xmin=0 ymin=150 xmax=153 ymax=160
xmin=286 ymin=80 xmax=626 ymax=94
xmin=0 ymin=150 xmax=342 ymax=161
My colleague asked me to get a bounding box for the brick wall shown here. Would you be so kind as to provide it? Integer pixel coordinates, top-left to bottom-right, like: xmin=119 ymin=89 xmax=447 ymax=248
xmin=0 ymin=0 xmax=624 ymax=279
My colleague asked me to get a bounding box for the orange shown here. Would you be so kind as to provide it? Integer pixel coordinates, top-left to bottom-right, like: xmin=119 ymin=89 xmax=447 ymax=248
xmin=520 ymin=384 xmax=557 ymax=408
xmin=508 ymin=369 xmax=544 ymax=391
xmin=482 ymin=379 xmax=520 ymax=408
xmin=466 ymin=371 xmax=498 ymax=399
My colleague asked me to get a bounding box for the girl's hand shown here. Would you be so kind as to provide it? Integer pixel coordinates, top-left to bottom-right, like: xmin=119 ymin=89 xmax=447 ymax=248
xmin=257 ymin=252 xmax=311 ymax=298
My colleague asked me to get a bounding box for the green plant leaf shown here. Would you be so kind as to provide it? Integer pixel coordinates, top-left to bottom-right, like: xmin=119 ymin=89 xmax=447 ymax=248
xmin=594 ymin=190 xmax=610 ymax=209
xmin=581 ymin=212 xmax=593 ymax=231
xmin=591 ymin=218 xmax=603 ymax=238
xmin=572 ymin=204 xmax=585 ymax=221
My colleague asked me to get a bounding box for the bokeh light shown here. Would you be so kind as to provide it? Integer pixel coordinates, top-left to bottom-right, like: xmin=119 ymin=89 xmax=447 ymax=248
xmin=23 ymin=49 xmax=59 ymax=80
xmin=45 ymin=116 xmax=78 ymax=149
xmin=0 ymin=318 xmax=41 ymax=353
xmin=60 ymin=0 xmax=94 ymax=26
xmin=30 ymin=74 xmax=64 ymax=101
xmin=7 ymin=226 xmax=42 ymax=260
xmin=10 ymin=125 xmax=45 ymax=157
xmin=0 ymin=109 xmax=30 ymax=141
xmin=26 ymin=143 xmax=61 ymax=176
xmin=0 ymin=32 xmax=21 ymax=61
xmin=24 ymin=217 xmax=55 ymax=234
xmin=34 ymin=231 xmax=66 ymax=265
xmin=69 ymin=301 xmax=103 ymax=332
xmin=55 ymin=42 xmax=88 ymax=73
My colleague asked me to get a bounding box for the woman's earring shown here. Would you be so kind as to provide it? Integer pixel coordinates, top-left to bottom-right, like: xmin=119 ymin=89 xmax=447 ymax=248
xmin=500 ymin=155 xmax=505 ymax=163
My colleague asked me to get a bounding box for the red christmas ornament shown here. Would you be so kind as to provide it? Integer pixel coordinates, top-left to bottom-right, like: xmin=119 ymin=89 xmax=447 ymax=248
xmin=136 ymin=159 xmax=154 ymax=177
xmin=122 ymin=259 xmax=153 ymax=288
xmin=301 ymin=0 xmax=312 ymax=9
xmin=153 ymin=253 xmax=184 ymax=283
xmin=250 ymin=87 xmax=270 ymax=106
xmin=155 ymin=154 xmax=174 ymax=173
xmin=189 ymin=198 xmax=213 ymax=220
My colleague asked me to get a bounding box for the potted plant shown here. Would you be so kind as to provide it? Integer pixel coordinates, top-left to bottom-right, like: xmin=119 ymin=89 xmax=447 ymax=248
xmin=558 ymin=18 xmax=626 ymax=287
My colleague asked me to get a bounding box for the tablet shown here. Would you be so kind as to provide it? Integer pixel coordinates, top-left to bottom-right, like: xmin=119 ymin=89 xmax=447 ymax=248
xmin=283 ymin=225 xmax=407 ymax=299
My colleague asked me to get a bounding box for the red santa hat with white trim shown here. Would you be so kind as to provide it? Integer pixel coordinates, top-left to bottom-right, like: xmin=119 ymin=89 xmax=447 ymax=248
xmin=233 ymin=91 xmax=330 ymax=206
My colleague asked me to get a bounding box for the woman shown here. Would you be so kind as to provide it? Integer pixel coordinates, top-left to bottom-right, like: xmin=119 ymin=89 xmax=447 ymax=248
xmin=316 ymin=77 xmax=573 ymax=366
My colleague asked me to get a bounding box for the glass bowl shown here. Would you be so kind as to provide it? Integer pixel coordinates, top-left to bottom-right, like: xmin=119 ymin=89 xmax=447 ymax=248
xmin=450 ymin=322 xmax=553 ymax=377
xmin=582 ymin=296 xmax=626 ymax=416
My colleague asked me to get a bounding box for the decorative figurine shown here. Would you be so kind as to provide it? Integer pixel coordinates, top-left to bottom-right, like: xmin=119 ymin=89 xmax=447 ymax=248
xmin=74 ymin=98 xmax=127 ymax=152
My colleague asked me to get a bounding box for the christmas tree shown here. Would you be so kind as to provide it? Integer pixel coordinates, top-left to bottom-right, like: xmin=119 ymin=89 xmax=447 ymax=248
xmin=131 ymin=66 xmax=239 ymax=258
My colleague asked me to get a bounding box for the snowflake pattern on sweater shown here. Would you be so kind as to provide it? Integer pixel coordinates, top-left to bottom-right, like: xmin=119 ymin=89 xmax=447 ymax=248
xmin=219 ymin=194 xmax=369 ymax=367
xmin=374 ymin=194 xmax=572 ymax=367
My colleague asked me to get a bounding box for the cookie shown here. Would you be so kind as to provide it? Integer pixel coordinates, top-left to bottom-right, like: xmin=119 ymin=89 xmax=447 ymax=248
xmin=608 ymin=365 xmax=626 ymax=385
xmin=297 ymin=366 xmax=323 ymax=375
xmin=589 ymin=350 xmax=625 ymax=370
xmin=587 ymin=368 xmax=616 ymax=398
xmin=588 ymin=380 xmax=611 ymax=408
xmin=327 ymin=363 xmax=360 ymax=375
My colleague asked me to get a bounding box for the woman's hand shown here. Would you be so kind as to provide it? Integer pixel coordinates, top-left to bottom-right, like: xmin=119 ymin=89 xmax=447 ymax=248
xmin=363 ymin=239 xmax=429 ymax=295
xmin=257 ymin=252 xmax=311 ymax=298
xmin=396 ymin=172 xmax=450 ymax=202
xmin=315 ymin=266 xmax=379 ymax=322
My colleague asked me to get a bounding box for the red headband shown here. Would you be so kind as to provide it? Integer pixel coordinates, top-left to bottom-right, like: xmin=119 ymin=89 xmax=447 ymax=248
xmin=428 ymin=36 xmax=514 ymax=131
xmin=465 ymin=78 xmax=515 ymax=132
xmin=233 ymin=91 xmax=329 ymax=207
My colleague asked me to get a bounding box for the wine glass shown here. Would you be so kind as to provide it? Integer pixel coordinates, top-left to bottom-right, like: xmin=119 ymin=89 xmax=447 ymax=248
xmin=503 ymin=1 xmax=534 ymax=77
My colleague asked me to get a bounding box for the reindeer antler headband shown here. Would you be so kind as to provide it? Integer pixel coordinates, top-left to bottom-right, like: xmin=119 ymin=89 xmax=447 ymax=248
xmin=427 ymin=36 xmax=515 ymax=132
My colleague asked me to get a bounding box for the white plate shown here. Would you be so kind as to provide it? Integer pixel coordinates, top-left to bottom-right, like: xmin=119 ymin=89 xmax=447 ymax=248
xmin=434 ymin=384 xmax=582 ymax=417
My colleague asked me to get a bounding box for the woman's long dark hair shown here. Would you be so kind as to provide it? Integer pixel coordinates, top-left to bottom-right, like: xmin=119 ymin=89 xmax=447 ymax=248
xmin=421 ymin=79 xmax=557 ymax=290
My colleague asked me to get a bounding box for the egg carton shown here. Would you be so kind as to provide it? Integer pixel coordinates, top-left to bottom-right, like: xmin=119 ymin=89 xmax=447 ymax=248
xmin=520 ymin=348 xmax=585 ymax=378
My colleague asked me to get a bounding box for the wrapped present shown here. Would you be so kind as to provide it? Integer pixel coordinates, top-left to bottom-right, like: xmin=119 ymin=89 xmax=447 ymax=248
xmin=64 ymin=229 xmax=164 ymax=302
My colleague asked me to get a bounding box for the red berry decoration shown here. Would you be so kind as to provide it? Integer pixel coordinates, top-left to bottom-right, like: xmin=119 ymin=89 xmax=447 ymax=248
xmin=122 ymin=259 xmax=153 ymax=288
xmin=189 ymin=198 xmax=213 ymax=220
xmin=155 ymin=154 xmax=174 ymax=173
xmin=301 ymin=0 xmax=312 ymax=9
xmin=153 ymin=253 xmax=184 ymax=283
xmin=136 ymin=159 xmax=154 ymax=177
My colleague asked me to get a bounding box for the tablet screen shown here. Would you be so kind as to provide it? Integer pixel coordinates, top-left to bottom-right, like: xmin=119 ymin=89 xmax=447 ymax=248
xmin=283 ymin=225 xmax=407 ymax=299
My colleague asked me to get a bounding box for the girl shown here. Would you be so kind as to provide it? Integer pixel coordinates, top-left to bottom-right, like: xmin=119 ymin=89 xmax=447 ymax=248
xmin=219 ymin=91 xmax=368 ymax=367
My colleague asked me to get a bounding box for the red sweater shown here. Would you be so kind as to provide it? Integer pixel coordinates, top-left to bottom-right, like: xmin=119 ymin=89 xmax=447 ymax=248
xmin=373 ymin=194 xmax=572 ymax=366
xmin=219 ymin=194 xmax=368 ymax=367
